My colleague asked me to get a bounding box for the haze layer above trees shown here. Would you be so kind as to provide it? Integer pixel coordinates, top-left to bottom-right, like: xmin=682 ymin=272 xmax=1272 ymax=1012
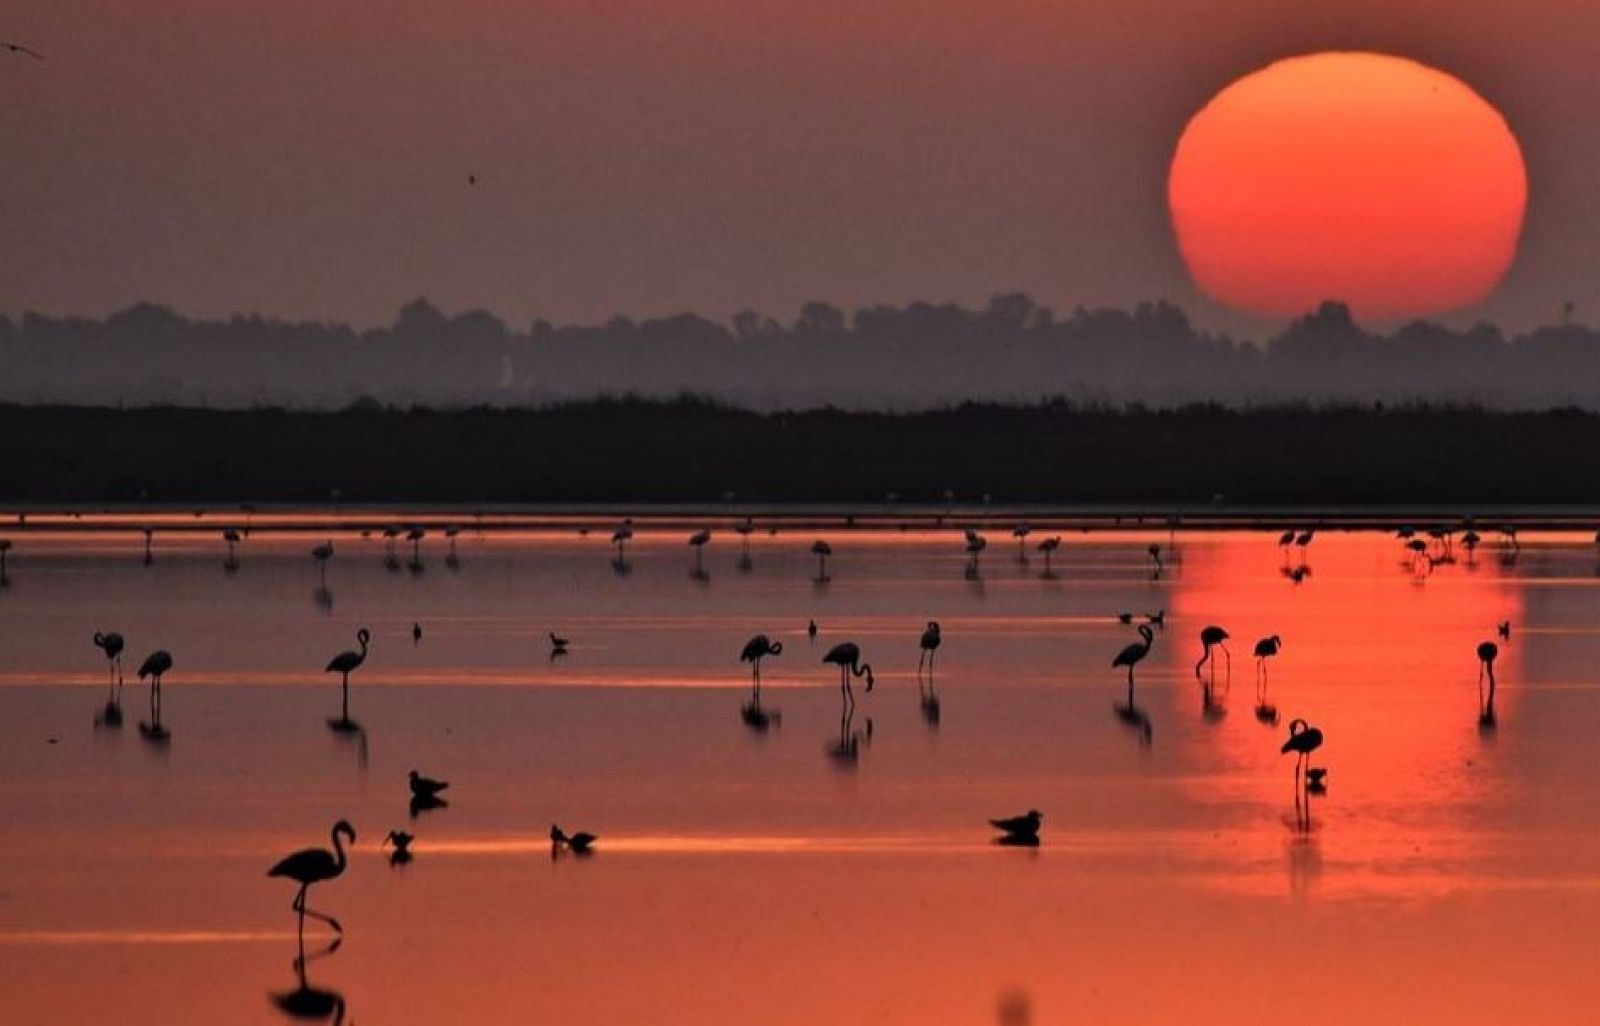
xmin=4 ymin=296 xmax=1599 ymax=410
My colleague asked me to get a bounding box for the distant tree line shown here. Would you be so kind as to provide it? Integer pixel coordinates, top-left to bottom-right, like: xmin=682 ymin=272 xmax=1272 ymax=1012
xmin=3 ymin=296 xmax=1600 ymax=410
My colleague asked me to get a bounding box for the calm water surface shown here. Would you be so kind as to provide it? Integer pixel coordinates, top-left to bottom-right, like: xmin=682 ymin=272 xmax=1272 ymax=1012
xmin=0 ymin=523 xmax=1597 ymax=1023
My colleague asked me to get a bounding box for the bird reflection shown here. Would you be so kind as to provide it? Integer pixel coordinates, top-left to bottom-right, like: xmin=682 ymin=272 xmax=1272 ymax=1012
xmin=312 ymin=586 xmax=334 ymax=613
xmin=740 ymin=692 xmax=781 ymax=732
xmin=1113 ymin=699 xmax=1153 ymax=745
xmin=269 ymin=935 xmax=347 ymax=1025
xmin=997 ymin=989 xmax=1033 ymax=1026
xmin=827 ymin=709 xmax=871 ymax=767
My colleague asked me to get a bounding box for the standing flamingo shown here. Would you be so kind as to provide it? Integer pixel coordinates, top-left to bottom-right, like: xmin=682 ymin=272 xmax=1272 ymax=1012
xmin=268 ymin=820 xmax=356 ymax=936
xmin=1281 ymin=718 xmax=1324 ymax=824
xmin=1253 ymin=635 xmax=1282 ymax=692
xmin=0 ymin=538 xmax=10 ymax=586
xmin=1195 ymin=625 xmax=1230 ymax=683
xmin=1147 ymin=544 xmax=1163 ymax=577
xmin=964 ymin=530 xmax=987 ymax=575
xmin=739 ymin=634 xmax=783 ymax=695
xmin=325 ymin=629 xmax=370 ymax=728
xmin=735 ymin=519 xmax=754 ymax=570
xmin=1477 ymin=640 xmax=1499 ymax=720
xmin=611 ymin=525 xmax=633 ymax=562
xmin=1012 ymin=525 xmax=1031 ymax=563
xmin=917 ymin=621 xmax=943 ymax=679
xmin=1112 ymin=624 xmax=1155 ymax=704
xmin=1277 ymin=529 xmax=1295 ymax=556
xmin=822 ymin=641 xmax=874 ymax=711
xmin=406 ymin=528 xmax=425 ymax=569
xmin=222 ymin=528 xmax=242 ymax=570
xmin=311 ymin=541 xmax=334 ymax=582
xmin=1294 ymin=530 xmax=1315 ymax=558
xmin=1037 ymin=536 xmax=1061 ymax=577
xmin=811 ymin=540 xmax=833 ymax=582
xmin=444 ymin=525 xmax=461 ymax=567
xmin=93 ymin=631 xmax=126 ymax=687
xmin=137 ymin=649 xmax=173 ymax=736
xmin=688 ymin=529 xmax=711 ymax=577
xmin=141 ymin=527 xmax=155 ymax=566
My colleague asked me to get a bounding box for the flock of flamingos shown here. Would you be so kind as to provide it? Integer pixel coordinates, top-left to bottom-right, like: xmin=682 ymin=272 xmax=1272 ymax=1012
xmin=2 ymin=514 xmax=1527 ymax=942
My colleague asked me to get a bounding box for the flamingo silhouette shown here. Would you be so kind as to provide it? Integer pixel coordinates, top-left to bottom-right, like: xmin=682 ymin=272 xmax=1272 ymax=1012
xmin=964 ymin=530 xmax=987 ymax=575
xmin=137 ymin=649 xmax=173 ymax=736
xmin=822 ymin=641 xmax=874 ymax=711
xmin=1253 ymin=635 xmax=1282 ymax=691
xmin=611 ymin=525 xmax=633 ymax=565
xmin=735 ymin=519 xmax=754 ymax=570
xmin=406 ymin=528 xmax=425 ymax=570
xmin=1477 ymin=640 xmax=1499 ymax=720
xmin=0 ymin=538 xmax=10 ymax=585
xmin=141 ymin=527 xmax=155 ymax=566
xmin=444 ymin=525 xmax=461 ymax=567
xmin=688 ymin=529 xmax=711 ymax=578
xmin=1277 ymin=529 xmax=1295 ymax=556
xmin=1036 ymin=536 xmax=1061 ymax=577
xmin=1112 ymin=625 xmax=1155 ymax=704
xmin=1194 ymin=625 xmax=1230 ymax=683
xmin=325 ymin=629 xmax=370 ymax=728
xmin=739 ymin=634 xmax=783 ymax=695
xmin=811 ymin=540 xmax=832 ymax=581
xmin=93 ymin=631 xmax=126 ymax=727
xmin=1147 ymin=543 xmax=1163 ymax=578
xmin=268 ymin=820 xmax=355 ymax=936
xmin=311 ymin=541 xmax=334 ymax=584
xmin=1281 ymin=718 xmax=1324 ymax=827
xmin=1012 ymin=524 xmax=1031 ymax=563
xmin=222 ymin=529 xmax=242 ymax=571
xmin=918 ymin=621 xmax=942 ymax=678
xmin=1294 ymin=530 xmax=1315 ymax=558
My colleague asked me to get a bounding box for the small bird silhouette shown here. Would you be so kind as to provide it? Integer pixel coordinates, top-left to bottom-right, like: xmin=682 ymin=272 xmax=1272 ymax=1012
xmin=551 ymin=824 xmax=597 ymax=854
xmin=412 ymin=622 xmax=422 ymax=645
xmin=990 ymin=810 xmax=1042 ymax=845
xmin=408 ymin=770 xmax=449 ymax=800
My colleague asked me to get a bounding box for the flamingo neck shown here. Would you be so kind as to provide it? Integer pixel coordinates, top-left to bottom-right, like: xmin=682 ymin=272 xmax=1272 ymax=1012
xmin=331 ymin=828 xmax=348 ymax=871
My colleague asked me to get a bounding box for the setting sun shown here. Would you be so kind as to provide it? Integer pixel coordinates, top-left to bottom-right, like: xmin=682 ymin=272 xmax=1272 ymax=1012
xmin=1169 ymin=52 xmax=1528 ymax=321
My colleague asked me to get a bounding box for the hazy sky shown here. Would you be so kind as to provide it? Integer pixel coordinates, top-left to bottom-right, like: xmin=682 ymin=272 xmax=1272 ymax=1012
xmin=2 ymin=1 xmax=1597 ymax=333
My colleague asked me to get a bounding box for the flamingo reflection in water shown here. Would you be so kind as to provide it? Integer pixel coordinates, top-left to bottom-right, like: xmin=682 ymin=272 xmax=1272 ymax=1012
xmin=269 ymin=934 xmax=348 ymax=1025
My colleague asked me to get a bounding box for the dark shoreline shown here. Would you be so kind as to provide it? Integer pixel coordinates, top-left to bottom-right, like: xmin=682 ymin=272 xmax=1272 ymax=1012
xmin=3 ymin=399 xmax=1598 ymax=508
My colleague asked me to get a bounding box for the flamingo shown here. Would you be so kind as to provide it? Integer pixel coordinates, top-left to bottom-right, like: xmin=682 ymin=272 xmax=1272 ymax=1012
xmin=990 ymin=810 xmax=1042 ymax=845
xmin=141 ymin=527 xmax=155 ymax=566
xmin=611 ymin=525 xmax=633 ymax=562
xmin=1294 ymin=530 xmax=1315 ymax=557
xmin=1037 ymin=536 xmax=1061 ymax=576
xmin=268 ymin=820 xmax=355 ymax=936
xmin=811 ymin=540 xmax=832 ymax=581
xmin=735 ymin=519 xmax=754 ymax=569
xmin=739 ymin=634 xmax=783 ymax=694
xmin=324 ymin=629 xmax=370 ymax=726
xmin=0 ymin=538 xmax=9 ymax=585
xmin=964 ymin=530 xmax=987 ymax=574
xmin=1195 ymin=625 xmax=1230 ymax=683
xmin=222 ymin=528 xmax=242 ymax=570
xmin=1112 ymin=625 xmax=1155 ymax=703
xmin=822 ymin=641 xmax=874 ymax=710
xmin=444 ymin=525 xmax=461 ymax=566
xmin=917 ymin=621 xmax=942 ymax=678
xmin=1253 ymin=635 xmax=1282 ymax=693
xmin=1277 ymin=529 xmax=1295 ymax=554
xmin=551 ymin=824 xmax=597 ymax=854
xmin=137 ymin=649 xmax=173 ymax=731
xmin=1012 ymin=524 xmax=1031 ymax=563
xmin=1477 ymin=640 xmax=1499 ymax=717
xmin=688 ymin=528 xmax=711 ymax=577
xmin=406 ymin=528 xmax=425 ymax=569
xmin=311 ymin=541 xmax=334 ymax=583
xmin=1147 ymin=543 xmax=1163 ymax=577
xmin=93 ymin=631 xmax=126 ymax=687
xmin=1281 ymin=718 xmax=1324 ymax=815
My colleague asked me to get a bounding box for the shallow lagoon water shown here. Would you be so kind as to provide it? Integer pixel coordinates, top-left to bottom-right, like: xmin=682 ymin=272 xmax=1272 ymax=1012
xmin=1 ymin=523 xmax=1597 ymax=1023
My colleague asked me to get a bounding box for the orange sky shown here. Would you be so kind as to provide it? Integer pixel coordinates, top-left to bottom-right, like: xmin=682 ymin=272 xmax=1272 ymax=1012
xmin=1 ymin=2 xmax=1598 ymax=331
